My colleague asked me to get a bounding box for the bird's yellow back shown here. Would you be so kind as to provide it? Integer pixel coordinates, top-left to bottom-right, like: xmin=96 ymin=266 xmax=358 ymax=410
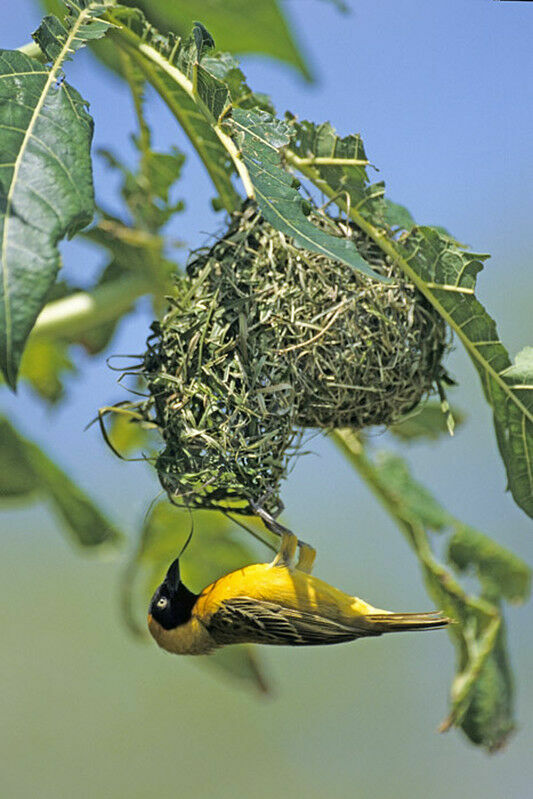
xmin=195 ymin=562 xmax=384 ymax=624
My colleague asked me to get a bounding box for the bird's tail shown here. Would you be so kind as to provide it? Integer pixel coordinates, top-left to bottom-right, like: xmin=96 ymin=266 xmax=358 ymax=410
xmin=364 ymin=610 xmax=450 ymax=633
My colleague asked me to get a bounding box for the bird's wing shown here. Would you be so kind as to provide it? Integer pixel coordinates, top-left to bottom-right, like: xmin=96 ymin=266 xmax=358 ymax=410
xmin=204 ymin=597 xmax=380 ymax=646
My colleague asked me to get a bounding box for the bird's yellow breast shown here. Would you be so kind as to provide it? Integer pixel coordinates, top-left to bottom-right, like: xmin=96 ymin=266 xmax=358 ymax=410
xmin=194 ymin=563 xmax=384 ymax=624
xmin=147 ymin=613 xmax=218 ymax=655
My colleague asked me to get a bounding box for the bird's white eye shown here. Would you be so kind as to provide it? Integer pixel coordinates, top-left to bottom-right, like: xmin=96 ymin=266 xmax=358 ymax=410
xmin=157 ymin=596 xmax=169 ymax=610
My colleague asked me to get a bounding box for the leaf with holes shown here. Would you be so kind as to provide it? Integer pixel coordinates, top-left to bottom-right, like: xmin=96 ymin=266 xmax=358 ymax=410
xmin=402 ymin=228 xmax=533 ymax=519
xmin=228 ymin=109 xmax=389 ymax=282
xmin=33 ymin=1 xmax=113 ymax=62
xmin=124 ymin=0 xmax=312 ymax=80
xmin=288 ymin=118 xmax=386 ymax=223
xmin=103 ymin=10 xmax=241 ymax=212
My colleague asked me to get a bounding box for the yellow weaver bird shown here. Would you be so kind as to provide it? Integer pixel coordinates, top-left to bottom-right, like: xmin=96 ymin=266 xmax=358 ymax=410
xmin=147 ymin=522 xmax=450 ymax=655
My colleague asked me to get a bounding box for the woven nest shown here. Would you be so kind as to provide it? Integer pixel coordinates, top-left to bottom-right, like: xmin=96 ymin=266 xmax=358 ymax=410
xmin=134 ymin=203 xmax=449 ymax=513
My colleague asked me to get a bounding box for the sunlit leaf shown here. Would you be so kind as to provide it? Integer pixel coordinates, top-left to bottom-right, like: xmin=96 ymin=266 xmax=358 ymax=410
xmin=18 ymin=335 xmax=75 ymax=403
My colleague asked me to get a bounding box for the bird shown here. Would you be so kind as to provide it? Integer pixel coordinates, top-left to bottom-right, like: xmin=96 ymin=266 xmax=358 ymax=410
xmin=147 ymin=522 xmax=450 ymax=656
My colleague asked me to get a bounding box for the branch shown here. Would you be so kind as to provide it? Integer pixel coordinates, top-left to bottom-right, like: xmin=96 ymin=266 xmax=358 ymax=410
xmin=33 ymin=276 xmax=149 ymax=340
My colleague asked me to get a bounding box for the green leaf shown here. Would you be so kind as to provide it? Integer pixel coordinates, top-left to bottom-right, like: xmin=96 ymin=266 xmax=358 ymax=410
xmin=84 ymin=211 xmax=171 ymax=271
xmin=0 ymin=48 xmax=94 ymax=388
xmin=18 ymin=335 xmax=76 ymax=402
xmin=370 ymin=450 xmax=453 ymax=531
xmin=497 ymin=347 xmax=533 ymax=514
xmin=26 ymin=444 xmax=123 ymax=548
xmin=201 ymin=52 xmax=274 ymax=114
xmin=384 ymin=199 xmax=416 ymax=230
xmin=120 ymin=0 xmax=312 ymax=80
xmin=228 ymin=109 xmax=389 ymax=282
xmin=285 ymin=126 xmax=532 ymax=519
xmin=105 ymin=408 xmax=153 ymax=454
xmin=402 ymin=228 xmax=533 ymax=519
xmin=190 ymin=43 xmax=275 ymax=121
xmin=72 ymin=259 xmax=131 ymax=354
xmin=0 ymin=416 xmax=123 ymax=549
xmin=288 ymin=118 xmax=386 ymax=223
xmin=333 ymin=429 xmax=529 ymax=750
xmin=97 ymin=128 xmax=185 ymax=234
xmin=0 ymin=419 xmax=40 ymax=498
xmin=80 ymin=59 xmax=185 ymax=327
xmin=122 ymin=501 xmax=269 ymax=692
xmin=448 ymin=525 xmax=531 ymax=605
xmin=389 ymin=402 xmax=464 ymax=441
xmin=33 ymin=2 xmax=114 ymax=62
xmin=104 ymin=9 xmax=242 ymax=212
xmin=40 ymin=0 xmax=313 ymax=80
xmin=98 ymin=15 xmax=275 ymax=213
xmin=460 ymin=623 xmax=515 ymax=753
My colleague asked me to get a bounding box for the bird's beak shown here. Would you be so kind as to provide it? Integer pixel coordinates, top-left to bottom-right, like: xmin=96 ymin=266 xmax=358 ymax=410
xmin=164 ymin=555 xmax=181 ymax=592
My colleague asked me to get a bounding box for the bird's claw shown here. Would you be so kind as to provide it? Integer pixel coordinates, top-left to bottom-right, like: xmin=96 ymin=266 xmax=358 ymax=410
xmin=250 ymin=499 xmax=316 ymax=573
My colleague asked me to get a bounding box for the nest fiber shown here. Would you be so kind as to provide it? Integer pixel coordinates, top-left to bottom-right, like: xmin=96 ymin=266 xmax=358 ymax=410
xmin=137 ymin=203 xmax=448 ymax=512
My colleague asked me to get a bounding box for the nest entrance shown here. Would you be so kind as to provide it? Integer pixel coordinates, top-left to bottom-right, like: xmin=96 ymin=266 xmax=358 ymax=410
xmin=136 ymin=203 xmax=448 ymax=512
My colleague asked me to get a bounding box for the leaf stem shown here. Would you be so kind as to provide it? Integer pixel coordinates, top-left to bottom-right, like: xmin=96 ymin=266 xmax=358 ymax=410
xmin=32 ymin=276 xmax=149 ymax=340
xmin=214 ymin=124 xmax=255 ymax=199
xmin=289 ymin=154 xmax=369 ymax=167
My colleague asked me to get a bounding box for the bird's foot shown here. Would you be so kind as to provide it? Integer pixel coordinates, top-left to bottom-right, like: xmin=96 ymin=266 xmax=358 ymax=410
xmin=295 ymin=542 xmax=316 ymax=574
xmin=250 ymin=499 xmax=316 ymax=573
xmin=269 ymin=530 xmax=299 ymax=569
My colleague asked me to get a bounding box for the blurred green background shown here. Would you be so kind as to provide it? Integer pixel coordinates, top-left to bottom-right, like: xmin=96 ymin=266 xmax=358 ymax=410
xmin=2 ymin=2 xmax=533 ymax=797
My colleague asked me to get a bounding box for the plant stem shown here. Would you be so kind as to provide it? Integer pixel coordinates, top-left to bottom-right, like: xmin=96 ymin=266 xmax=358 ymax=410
xmin=32 ymin=277 xmax=149 ymax=340
xmin=105 ymin=21 xmax=243 ymax=213
xmin=289 ymin=154 xmax=369 ymax=167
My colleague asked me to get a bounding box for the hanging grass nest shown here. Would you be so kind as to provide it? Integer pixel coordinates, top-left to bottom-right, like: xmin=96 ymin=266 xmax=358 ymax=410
xmin=134 ymin=202 xmax=449 ymax=513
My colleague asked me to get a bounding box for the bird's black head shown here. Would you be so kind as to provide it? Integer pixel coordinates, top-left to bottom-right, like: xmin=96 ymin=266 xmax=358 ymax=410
xmin=148 ymin=556 xmax=198 ymax=631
